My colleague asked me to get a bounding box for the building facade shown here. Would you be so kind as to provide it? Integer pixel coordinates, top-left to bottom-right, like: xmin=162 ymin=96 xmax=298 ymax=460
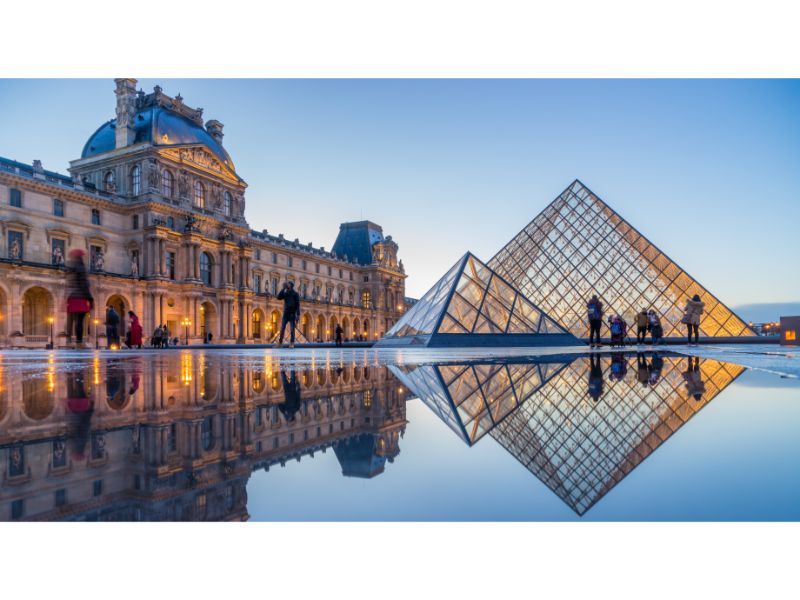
xmin=0 ymin=79 xmax=406 ymax=348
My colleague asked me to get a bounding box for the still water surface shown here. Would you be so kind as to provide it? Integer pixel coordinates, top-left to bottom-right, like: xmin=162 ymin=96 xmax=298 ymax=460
xmin=0 ymin=349 xmax=797 ymax=521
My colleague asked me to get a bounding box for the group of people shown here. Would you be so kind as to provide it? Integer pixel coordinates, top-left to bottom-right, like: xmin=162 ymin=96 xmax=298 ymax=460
xmin=587 ymin=353 xmax=705 ymax=401
xmin=151 ymin=324 xmax=175 ymax=348
xmin=586 ymin=293 xmax=705 ymax=347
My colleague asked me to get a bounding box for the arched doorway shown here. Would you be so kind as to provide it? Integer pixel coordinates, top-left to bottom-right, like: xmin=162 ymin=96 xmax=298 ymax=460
xmin=329 ymin=315 xmax=338 ymax=342
xmin=315 ymin=315 xmax=325 ymax=342
xmin=341 ymin=317 xmax=350 ymax=342
xmin=105 ymin=294 xmax=128 ymax=345
xmin=0 ymin=285 xmax=8 ymax=343
xmin=22 ymin=377 xmax=55 ymax=420
xmin=300 ymin=313 xmax=310 ymax=340
xmin=352 ymin=317 xmax=361 ymax=341
xmin=200 ymin=302 xmax=217 ymax=343
xmin=22 ymin=286 xmax=54 ymax=341
xmin=252 ymin=308 xmax=264 ymax=340
xmin=269 ymin=310 xmax=281 ymax=341
xmin=363 ymin=318 xmax=371 ymax=340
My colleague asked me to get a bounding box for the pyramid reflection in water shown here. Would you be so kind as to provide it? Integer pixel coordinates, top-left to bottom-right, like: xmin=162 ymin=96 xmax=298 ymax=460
xmin=379 ymin=252 xmax=579 ymax=347
xmin=489 ymin=180 xmax=754 ymax=339
xmin=398 ymin=354 xmax=744 ymax=515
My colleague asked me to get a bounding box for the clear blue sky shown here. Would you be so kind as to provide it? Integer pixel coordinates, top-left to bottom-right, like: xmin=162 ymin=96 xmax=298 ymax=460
xmin=1 ymin=79 xmax=798 ymax=305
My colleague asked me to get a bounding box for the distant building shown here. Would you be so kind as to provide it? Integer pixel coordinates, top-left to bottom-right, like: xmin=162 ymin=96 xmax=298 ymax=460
xmin=0 ymin=79 xmax=406 ymax=347
xmin=780 ymin=316 xmax=799 ymax=346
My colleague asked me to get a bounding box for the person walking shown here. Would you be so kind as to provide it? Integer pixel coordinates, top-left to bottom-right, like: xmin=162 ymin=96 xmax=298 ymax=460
xmin=66 ymin=249 xmax=94 ymax=348
xmin=277 ymin=281 xmax=301 ymax=348
xmin=587 ymin=294 xmax=604 ymax=348
xmin=636 ymin=309 xmax=649 ymax=345
xmin=161 ymin=324 xmax=170 ymax=348
xmin=335 ymin=324 xmax=344 ymax=347
xmin=126 ymin=311 xmax=143 ymax=349
xmin=682 ymin=294 xmax=705 ymax=346
xmin=105 ymin=305 xmax=120 ymax=349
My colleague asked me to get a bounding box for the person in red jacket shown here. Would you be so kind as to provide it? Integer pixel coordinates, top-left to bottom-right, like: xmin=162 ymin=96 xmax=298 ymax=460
xmin=65 ymin=249 xmax=94 ymax=347
xmin=126 ymin=310 xmax=143 ymax=349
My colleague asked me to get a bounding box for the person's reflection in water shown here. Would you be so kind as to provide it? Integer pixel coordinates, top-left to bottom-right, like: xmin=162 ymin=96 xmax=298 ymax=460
xmin=683 ymin=356 xmax=706 ymax=400
xmin=279 ymin=370 xmax=302 ymax=422
xmin=608 ymin=352 xmax=628 ymax=382
xmin=65 ymin=368 xmax=93 ymax=461
xmin=128 ymin=358 xmax=141 ymax=397
xmin=105 ymin=361 xmax=126 ymax=409
xmin=648 ymin=352 xmax=664 ymax=386
xmin=636 ymin=353 xmax=649 ymax=388
xmin=587 ymin=354 xmax=604 ymax=402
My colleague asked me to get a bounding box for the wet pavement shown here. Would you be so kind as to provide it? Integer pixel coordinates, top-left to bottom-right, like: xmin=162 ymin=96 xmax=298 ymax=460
xmin=0 ymin=345 xmax=797 ymax=520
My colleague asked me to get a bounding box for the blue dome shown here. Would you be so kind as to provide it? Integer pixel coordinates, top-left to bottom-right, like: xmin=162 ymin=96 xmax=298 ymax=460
xmin=81 ymin=106 xmax=236 ymax=173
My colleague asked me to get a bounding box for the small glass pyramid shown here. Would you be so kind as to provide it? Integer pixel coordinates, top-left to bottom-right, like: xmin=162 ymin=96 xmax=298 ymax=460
xmin=379 ymin=253 xmax=579 ymax=347
xmin=488 ymin=180 xmax=755 ymax=338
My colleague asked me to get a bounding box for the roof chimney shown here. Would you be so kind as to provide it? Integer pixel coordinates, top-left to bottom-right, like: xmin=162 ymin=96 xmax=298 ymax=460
xmin=205 ymin=120 xmax=224 ymax=144
xmin=114 ymin=78 xmax=138 ymax=149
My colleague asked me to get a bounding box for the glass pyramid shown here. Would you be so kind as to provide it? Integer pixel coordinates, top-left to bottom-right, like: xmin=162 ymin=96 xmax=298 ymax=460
xmin=380 ymin=252 xmax=579 ymax=347
xmin=489 ymin=355 xmax=745 ymax=514
xmin=488 ymin=180 xmax=755 ymax=339
xmin=388 ymin=359 xmax=570 ymax=445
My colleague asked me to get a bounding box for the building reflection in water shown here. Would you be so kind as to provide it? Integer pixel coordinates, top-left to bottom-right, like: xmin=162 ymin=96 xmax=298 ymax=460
xmin=393 ymin=353 xmax=745 ymax=515
xmin=0 ymin=353 xmax=408 ymax=521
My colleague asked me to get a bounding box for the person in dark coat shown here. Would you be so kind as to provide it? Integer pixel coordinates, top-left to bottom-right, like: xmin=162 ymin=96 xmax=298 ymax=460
xmin=105 ymin=305 xmax=120 ymax=349
xmin=587 ymin=354 xmax=604 ymax=401
xmin=277 ymin=281 xmax=301 ymax=348
xmin=636 ymin=309 xmax=649 ymax=345
xmin=587 ymin=295 xmax=604 ymax=348
xmin=66 ymin=249 xmax=94 ymax=346
xmin=279 ymin=370 xmax=301 ymax=422
xmin=335 ymin=324 xmax=344 ymax=347
xmin=126 ymin=311 xmax=143 ymax=349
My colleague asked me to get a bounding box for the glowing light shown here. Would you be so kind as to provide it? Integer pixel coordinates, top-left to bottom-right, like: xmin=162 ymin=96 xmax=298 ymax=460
xmin=786 ymin=330 xmax=797 ymax=341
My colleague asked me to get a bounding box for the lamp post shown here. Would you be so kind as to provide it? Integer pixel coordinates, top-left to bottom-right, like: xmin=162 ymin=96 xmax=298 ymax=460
xmin=182 ymin=317 xmax=191 ymax=346
xmin=47 ymin=316 xmax=54 ymax=350
xmin=94 ymin=318 xmax=100 ymax=349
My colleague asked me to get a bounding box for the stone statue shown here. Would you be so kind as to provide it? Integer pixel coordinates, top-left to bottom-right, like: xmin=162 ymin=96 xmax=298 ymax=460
xmin=211 ymin=185 xmax=222 ymax=209
xmin=9 ymin=238 xmax=21 ymax=261
xmin=92 ymin=249 xmax=105 ymax=271
xmin=178 ymin=171 xmax=189 ymax=197
xmin=147 ymin=161 xmax=159 ymax=189
xmin=130 ymin=255 xmax=139 ymax=277
xmin=236 ymin=193 xmax=245 ymax=215
xmin=52 ymin=246 xmax=65 ymax=266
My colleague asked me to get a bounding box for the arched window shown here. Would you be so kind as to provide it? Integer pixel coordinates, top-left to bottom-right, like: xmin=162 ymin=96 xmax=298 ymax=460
xmin=162 ymin=170 xmax=173 ymax=198
xmin=361 ymin=290 xmax=372 ymax=309
xmin=200 ymin=252 xmax=212 ymax=286
xmin=194 ymin=181 xmax=205 ymax=208
xmin=131 ymin=166 xmax=141 ymax=195
xmin=224 ymin=191 xmax=232 ymax=216
xmin=104 ymin=171 xmax=116 ymax=192
xmin=252 ymin=310 xmax=262 ymax=339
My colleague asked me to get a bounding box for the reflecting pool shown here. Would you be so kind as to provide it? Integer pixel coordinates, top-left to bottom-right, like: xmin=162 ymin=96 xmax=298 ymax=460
xmin=0 ymin=349 xmax=797 ymax=521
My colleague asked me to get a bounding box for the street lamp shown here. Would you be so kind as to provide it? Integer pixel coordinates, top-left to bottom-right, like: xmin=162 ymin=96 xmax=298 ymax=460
xmin=182 ymin=317 xmax=191 ymax=346
xmin=47 ymin=316 xmax=54 ymax=350
xmin=93 ymin=318 xmax=100 ymax=349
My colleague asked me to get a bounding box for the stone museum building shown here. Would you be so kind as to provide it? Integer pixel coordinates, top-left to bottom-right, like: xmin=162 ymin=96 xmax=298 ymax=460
xmin=0 ymin=79 xmax=406 ymax=347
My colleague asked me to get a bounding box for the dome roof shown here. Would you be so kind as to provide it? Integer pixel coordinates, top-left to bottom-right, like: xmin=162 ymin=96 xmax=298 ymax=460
xmin=81 ymin=106 xmax=236 ymax=173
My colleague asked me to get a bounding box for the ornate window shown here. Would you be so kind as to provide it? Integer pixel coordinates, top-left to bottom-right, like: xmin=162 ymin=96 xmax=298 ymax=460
xmin=362 ymin=290 xmax=372 ymax=309
xmin=194 ymin=181 xmax=205 ymax=208
xmin=162 ymin=170 xmax=173 ymax=198
xmin=224 ymin=191 xmax=232 ymax=216
xmin=104 ymin=171 xmax=115 ymax=192
xmin=131 ymin=165 xmax=141 ymax=195
xmin=9 ymin=188 xmax=22 ymax=208
xmin=200 ymin=252 xmax=212 ymax=286
xmin=53 ymin=198 xmax=64 ymax=217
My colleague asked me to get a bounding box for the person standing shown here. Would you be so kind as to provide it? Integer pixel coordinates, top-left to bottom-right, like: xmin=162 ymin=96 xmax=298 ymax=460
xmin=587 ymin=294 xmax=604 ymax=348
xmin=161 ymin=324 xmax=170 ymax=348
xmin=682 ymin=294 xmax=705 ymax=346
xmin=152 ymin=325 xmax=163 ymax=348
xmin=277 ymin=281 xmax=301 ymax=348
xmin=66 ymin=249 xmax=94 ymax=348
xmin=105 ymin=305 xmax=120 ymax=349
xmin=127 ymin=311 xmax=143 ymax=349
xmin=636 ymin=309 xmax=649 ymax=345
xmin=335 ymin=324 xmax=344 ymax=347
xmin=647 ymin=310 xmax=663 ymax=346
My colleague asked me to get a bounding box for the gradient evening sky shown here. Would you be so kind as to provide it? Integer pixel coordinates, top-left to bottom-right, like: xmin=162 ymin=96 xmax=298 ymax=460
xmin=1 ymin=79 xmax=798 ymax=304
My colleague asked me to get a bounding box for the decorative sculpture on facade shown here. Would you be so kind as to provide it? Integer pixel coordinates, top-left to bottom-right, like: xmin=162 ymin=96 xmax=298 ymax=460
xmin=9 ymin=238 xmax=21 ymax=261
xmin=130 ymin=254 xmax=139 ymax=278
xmin=91 ymin=248 xmax=105 ymax=271
xmin=52 ymin=245 xmax=65 ymax=266
xmin=178 ymin=171 xmax=189 ymax=198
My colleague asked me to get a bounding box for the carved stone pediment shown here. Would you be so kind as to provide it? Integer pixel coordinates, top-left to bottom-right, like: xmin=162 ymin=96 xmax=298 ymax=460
xmin=160 ymin=146 xmax=238 ymax=183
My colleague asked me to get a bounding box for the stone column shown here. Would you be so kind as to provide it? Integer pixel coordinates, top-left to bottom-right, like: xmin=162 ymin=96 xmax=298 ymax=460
xmin=193 ymin=245 xmax=200 ymax=280
xmin=159 ymin=239 xmax=166 ymax=277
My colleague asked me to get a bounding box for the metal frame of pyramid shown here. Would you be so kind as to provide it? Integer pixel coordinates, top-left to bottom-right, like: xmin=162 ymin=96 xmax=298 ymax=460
xmin=377 ymin=252 xmax=581 ymax=347
xmin=389 ymin=358 xmax=572 ymax=445
xmin=488 ymin=180 xmax=755 ymax=339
